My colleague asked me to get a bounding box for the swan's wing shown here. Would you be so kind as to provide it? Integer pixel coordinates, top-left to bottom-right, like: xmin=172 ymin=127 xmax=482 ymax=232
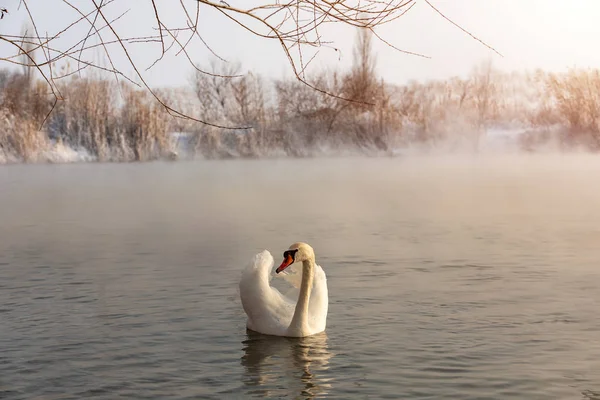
xmin=277 ymin=263 xmax=302 ymax=300
xmin=239 ymin=250 xmax=296 ymax=336
xmin=278 ymin=265 xmax=302 ymax=289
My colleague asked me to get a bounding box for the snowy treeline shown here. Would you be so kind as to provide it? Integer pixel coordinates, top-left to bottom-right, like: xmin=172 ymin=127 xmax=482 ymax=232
xmin=2 ymin=30 xmax=600 ymax=163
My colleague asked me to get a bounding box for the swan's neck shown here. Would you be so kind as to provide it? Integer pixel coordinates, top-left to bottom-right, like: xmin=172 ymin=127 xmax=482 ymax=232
xmin=289 ymin=259 xmax=314 ymax=335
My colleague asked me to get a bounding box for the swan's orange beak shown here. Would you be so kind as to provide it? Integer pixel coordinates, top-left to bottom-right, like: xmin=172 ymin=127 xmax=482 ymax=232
xmin=276 ymin=254 xmax=294 ymax=274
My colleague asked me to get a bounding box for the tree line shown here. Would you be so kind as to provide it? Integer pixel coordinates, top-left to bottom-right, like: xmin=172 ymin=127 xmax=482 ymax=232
xmin=1 ymin=29 xmax=600 ymax=163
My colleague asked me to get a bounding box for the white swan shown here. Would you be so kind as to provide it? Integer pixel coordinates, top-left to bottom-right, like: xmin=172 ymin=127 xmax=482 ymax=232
xmin=239 ymin=242 xmax=328 ymax=337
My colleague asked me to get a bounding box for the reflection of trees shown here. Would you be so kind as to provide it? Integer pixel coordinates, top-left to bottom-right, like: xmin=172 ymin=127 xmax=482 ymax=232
xmin=241 ymin=330 xmax=334 ymax=399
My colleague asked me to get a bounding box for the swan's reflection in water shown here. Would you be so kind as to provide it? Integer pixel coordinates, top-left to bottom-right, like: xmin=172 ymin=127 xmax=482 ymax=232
xmin=241 ymin=330 xmax=334 ymax=399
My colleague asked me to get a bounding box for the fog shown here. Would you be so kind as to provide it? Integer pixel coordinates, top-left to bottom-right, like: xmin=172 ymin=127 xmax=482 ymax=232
xmin=2 ymin=154 xmax=599 ymax=254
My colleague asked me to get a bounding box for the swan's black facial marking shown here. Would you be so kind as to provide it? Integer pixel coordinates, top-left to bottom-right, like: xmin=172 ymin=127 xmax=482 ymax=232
xmin=283 ymin=249 xmax=298 ymax=262
xmin=276 ymin=249 xmax=299 ymax=273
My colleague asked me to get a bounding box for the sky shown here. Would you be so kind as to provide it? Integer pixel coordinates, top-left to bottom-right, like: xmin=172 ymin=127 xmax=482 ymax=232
xmin=1 ymin=0 xmax=600 ymax=88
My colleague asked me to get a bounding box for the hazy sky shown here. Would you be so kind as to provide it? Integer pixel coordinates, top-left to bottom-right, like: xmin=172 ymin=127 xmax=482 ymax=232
xmin=1 ymin=0 xmax=600 ymax=88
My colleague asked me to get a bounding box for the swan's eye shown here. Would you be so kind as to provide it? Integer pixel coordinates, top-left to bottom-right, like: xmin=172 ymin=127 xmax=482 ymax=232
xmin=276 ymin=249 xmax=299 ymax=273
xmin=283 ymin=249 xmax=298 ymax=261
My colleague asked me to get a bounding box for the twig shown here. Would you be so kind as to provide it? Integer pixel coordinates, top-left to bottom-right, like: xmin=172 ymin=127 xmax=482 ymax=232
xmin=424 ymin=0 xmax=503 ymax=57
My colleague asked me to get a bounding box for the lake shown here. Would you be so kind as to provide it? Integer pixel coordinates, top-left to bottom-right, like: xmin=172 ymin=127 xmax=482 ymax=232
xmin=1 ymin=154 xmax=599 ymax=399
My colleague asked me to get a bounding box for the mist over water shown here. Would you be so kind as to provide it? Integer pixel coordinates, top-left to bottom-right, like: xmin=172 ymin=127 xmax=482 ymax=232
xmin=1 ymin=154 xmax=599 ymax=399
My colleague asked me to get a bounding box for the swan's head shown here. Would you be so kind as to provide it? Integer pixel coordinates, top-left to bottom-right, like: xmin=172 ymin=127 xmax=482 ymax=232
xmin=275 ymin=242 xmax=315 ymax=273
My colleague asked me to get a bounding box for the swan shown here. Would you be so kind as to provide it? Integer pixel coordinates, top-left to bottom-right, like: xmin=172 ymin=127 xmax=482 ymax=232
xmin=239 ymin=242 xmax=328 ymax=337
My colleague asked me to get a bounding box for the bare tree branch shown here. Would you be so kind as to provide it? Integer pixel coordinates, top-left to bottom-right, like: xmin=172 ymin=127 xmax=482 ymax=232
xmin=424 ymin=0 xmax=503 ymax=58
xmin=0 ymin=0 xmax=499 ymax=129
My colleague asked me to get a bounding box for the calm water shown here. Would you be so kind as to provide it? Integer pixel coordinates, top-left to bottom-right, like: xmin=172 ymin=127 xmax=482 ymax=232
xmin=1 ymin=155 xmax=600 ymax=399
